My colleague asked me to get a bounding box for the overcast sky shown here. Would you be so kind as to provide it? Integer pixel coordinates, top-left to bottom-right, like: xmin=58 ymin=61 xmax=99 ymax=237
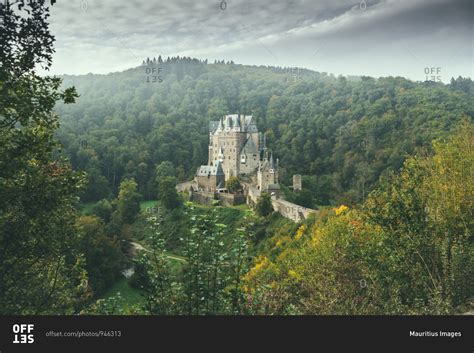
xmin=46 ymin=0 xmax=473 ymax=82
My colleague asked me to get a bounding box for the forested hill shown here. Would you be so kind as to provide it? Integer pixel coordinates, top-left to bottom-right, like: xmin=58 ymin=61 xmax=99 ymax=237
xmin=54 ymin=57 xmax=473 ymax=205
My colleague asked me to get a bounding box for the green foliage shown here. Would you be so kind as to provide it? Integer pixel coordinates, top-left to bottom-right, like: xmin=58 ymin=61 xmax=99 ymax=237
xmin=0 ymin=0 xmax=87 ymax=314
xmin=159 ymin=176 xmax=182 ymax=210
xmin=255 ymin=193 xmax=274 ymax=217
xmin=242 ymin=123 xmax=474 ymax=314
xmin=116 ymin=179 xmax=142 ymax=224
xmin=81 ymin=292 xmax=143 ymax=315
xmin=130 ymin=205 xmax=252 ymax=314
xmin=283 ymin=187 xmax=315 ymax=208
xmin=364 ymin=121 xmax=474 ymax=310
xmin=76 ymin=216 xmax=127 ymax=296
xmin=225 ymin=176 xmax=241 ymax=193
xmin=154 ymin=161 xmax=175 ymax=198
xmin=91 ymin=199 xmax=113 ymax=223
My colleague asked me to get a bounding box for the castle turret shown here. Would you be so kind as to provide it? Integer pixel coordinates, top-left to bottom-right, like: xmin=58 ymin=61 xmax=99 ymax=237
xmin=257 ymin=150 xmax=279 ymax=193
xmin=218 ymin=117 xmax=224 ymax=131
xmin=234 ymin=114 xmax=242 ymax=131
xmin=224 ymin=115 xmax=231 ymax=131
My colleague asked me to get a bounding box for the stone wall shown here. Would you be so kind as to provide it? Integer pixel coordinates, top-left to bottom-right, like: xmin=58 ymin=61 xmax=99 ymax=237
xmin=189 ymin=191 xmax=216 ymax=205
xmin=176 ymin=181 xmax=197 ymax=193
xmin=189 ymin=190 xmax=246 ymax=207
xmin=271 ymin=198 xmax=318 ymax=222
xmin=244 ymin=182 xmax=318 ymax=222
xmin=188 ymin=181 xmax=318 ymax=223
xmin=219 ymin=193 xmax=245 ymax=206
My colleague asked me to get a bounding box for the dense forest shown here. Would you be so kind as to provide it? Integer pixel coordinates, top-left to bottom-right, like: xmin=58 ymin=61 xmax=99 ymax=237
xmin=1 ymin=1 xmax=473 ymax=316
xmin=55 ymin=58 xmax=473 ymax=206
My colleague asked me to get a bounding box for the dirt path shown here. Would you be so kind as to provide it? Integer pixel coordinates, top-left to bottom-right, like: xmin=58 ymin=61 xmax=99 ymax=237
xmin=130 ymin=242 xmax=187 ymax=263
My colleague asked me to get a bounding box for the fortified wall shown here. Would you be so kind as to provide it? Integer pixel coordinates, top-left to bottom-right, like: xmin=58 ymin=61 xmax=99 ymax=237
xmin=245 ymin=183 xmax=318 ymax=222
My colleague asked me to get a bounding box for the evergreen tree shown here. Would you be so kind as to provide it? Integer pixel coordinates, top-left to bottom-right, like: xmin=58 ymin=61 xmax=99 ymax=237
xmin=159 ymin=176 xmax=182 ymax=210
xmin=255 ymin=193 xmax=273 ymax=217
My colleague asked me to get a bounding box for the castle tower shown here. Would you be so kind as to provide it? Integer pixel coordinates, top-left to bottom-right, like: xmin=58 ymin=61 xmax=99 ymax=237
xmin=257 ymin=150 xmax=278 ymax=194
xmin=293 ymin=174 xmax=302 ymax=192
xmin=208 ymin=114 xmax=258 ymax=180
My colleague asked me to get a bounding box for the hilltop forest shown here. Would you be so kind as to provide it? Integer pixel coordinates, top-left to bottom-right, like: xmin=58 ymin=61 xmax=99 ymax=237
xmin=55 ymin=57 xmax=473 ymax=206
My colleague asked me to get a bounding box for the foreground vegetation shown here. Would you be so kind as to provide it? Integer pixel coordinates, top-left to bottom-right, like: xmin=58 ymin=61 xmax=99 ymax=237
xmin=242 ymin=124 xmax=474 ymax=314
xmin=85 ymin=123 xmax=474 ymax=315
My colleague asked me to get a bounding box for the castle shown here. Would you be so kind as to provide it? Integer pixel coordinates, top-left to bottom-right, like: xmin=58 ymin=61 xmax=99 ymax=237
xmin=195 ymin=114 xmax=280 ymax=195
xmin=174 ymin=113 xmax=317 ymax=221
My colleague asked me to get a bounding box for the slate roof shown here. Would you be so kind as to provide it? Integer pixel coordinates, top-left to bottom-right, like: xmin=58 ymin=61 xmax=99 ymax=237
xmin=209 ymin=121 xmax=219 ymax=132
xmin=209 ymin=114 xmax=256 ymax=133
xmin=196 ymin=161 xmax=224 ymax=176
xmin=240 ymin=136 xmax=258 ymax=155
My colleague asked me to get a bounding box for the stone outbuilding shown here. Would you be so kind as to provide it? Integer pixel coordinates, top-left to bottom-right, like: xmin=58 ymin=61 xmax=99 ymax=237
xmin=196 ymin=161 xmax=225 ymax=192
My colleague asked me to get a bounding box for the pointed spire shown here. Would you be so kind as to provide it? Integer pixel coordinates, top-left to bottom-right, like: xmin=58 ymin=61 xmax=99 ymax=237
xmin=225 ymin=115 xmax=230 ymax=129
xmin=269 ymin=153 xmax=274 ymax=168
xmin=219 ymin=117 xmax=224 ymax=131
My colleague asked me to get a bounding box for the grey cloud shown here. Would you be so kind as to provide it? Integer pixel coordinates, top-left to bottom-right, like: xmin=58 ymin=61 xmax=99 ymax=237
xmin=44 ymin=0 xmax=472 ymax=81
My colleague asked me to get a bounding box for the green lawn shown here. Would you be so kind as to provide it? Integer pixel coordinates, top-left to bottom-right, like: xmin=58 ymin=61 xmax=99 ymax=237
xmin=140 ymin=200 xmax=159 ymax=211
xmin=81 ymin=200 xmax=160 ymax=215
xmin=228 ymin=203 xmax=249 ymax=210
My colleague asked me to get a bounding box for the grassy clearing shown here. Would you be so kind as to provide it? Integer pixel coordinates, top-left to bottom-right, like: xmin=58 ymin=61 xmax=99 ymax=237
xmin=228 ymin=203 xmax=250 ymax=211
xmin=101 ymin=277 xmax=145 ymax=308
xmin=80 ymin=200 xmax=160 ymax=214
xmin=140 ymin=200 xmax=159 ymax=211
